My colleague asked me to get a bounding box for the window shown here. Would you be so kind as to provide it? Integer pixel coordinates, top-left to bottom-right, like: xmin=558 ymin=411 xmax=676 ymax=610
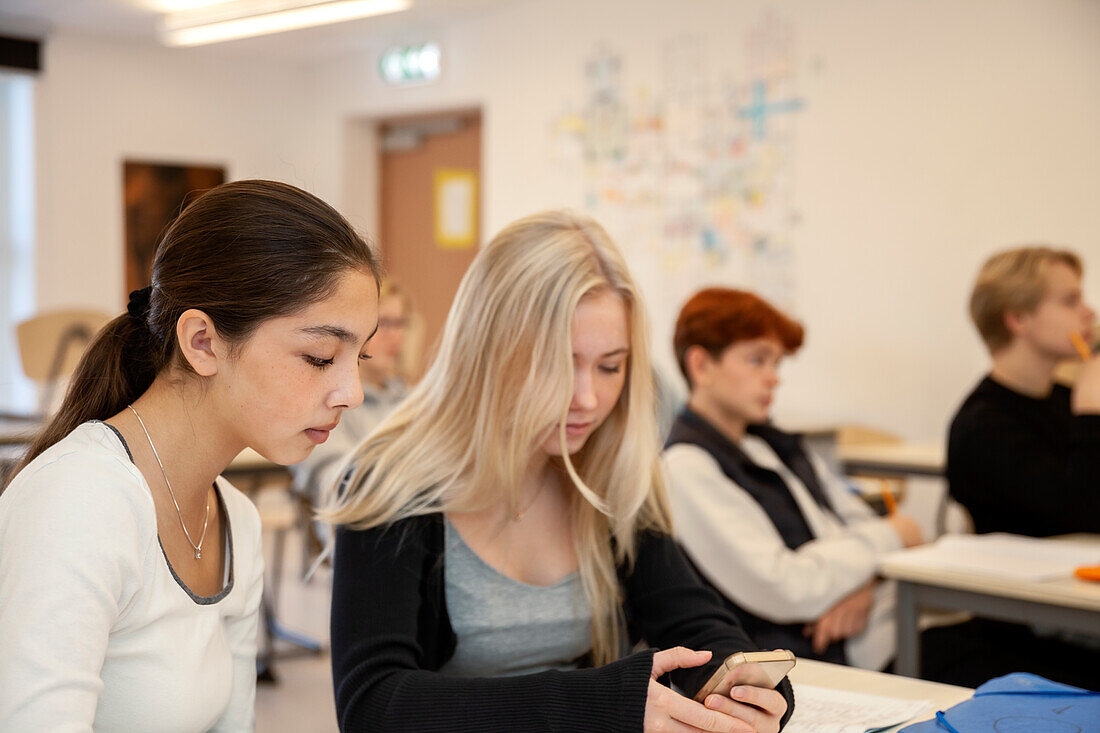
xmin=0 ymin=70 xmax=36 ymax=414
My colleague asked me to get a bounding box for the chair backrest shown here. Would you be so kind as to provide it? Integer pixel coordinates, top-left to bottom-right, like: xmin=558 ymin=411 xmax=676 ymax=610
xmin=939 ymin=494 xmax=976 ymax=537
xmin=15 ymin=308 xmax=113 ymax=414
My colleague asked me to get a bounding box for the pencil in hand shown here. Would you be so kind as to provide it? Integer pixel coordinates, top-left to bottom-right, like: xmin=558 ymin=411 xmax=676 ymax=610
xmin=879 ymin=479 xmax=898 ymax=516
xmin=1069 ymin=330 xmax=1092 ymax=362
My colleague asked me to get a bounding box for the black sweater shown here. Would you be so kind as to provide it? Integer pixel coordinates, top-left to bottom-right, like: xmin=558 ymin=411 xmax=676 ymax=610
xmin=330 ymin=513 xmax=796 ymax=732
xmin=947 ymin=375 xmax=1100 ymax=537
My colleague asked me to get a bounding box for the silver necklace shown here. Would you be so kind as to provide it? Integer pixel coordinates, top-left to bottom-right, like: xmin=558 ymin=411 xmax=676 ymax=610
xmin=127 ymin=405 xmax=210 ymax=559
xmin=512 ymin=474 xmax=549 ymax=522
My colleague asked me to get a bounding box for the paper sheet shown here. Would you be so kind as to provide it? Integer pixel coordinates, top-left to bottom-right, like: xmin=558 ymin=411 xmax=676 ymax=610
xmin=883 ymin=534 xmax=1100 ymax=582
xmin=785 ymin=684 xmax=930 ymax=733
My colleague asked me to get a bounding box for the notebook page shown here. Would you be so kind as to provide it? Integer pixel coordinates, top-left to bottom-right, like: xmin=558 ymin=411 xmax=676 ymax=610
xmin=883 ymin=534 xmax=1100 ymax=581
xmin=785 ymin=684 xmax=930 ymax=733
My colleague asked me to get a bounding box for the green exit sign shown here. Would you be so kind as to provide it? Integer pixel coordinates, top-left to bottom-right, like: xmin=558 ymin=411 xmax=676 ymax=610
xmin=379 ymin=43 xmax=441 ymax=85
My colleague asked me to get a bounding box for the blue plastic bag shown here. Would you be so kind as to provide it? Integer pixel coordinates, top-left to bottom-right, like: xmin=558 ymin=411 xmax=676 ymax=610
xmin=900 ymin=673 xmax=1099 ymax=733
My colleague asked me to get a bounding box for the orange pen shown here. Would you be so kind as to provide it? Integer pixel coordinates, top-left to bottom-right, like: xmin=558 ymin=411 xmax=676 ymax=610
xmin=879 ymin=479 xmax=898 ymax=516
xmin=1069 ymin=330 xmax=1092 ymax=362
xmin=1074 ymin=565 xmax=1100 ymax=582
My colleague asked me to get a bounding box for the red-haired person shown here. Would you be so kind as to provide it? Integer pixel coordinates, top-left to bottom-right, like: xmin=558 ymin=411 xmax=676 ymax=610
xmin=662 ymin=288 xmax=922 ymax=671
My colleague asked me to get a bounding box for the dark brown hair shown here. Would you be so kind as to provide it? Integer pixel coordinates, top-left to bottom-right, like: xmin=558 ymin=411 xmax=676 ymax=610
xmin=674 ymin=287 xmax=804 ymax=388
xmin=10 ymin=179 xmax=381 ymax=480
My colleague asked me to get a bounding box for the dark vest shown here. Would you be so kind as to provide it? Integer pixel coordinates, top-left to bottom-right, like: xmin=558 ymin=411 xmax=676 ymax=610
xmin=665 ymin=408 xmax=848 ymax=664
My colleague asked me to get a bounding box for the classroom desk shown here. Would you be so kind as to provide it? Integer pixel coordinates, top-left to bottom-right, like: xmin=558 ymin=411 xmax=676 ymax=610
xmin=0 ymin=418 xmax=38 ymax=483
xmin=838 ymin=442 xmax=945 ymax=478
xmin=879 ymin=534 xmax=1100 ymax=678
xmin=225 ymin=448 xmax=323 ymax=682
xmin=224 ymin=447 xmax=291 ymax=486
xmin=0 ymin=417 xmax=38 ymax=446
xmin=789 ymin=658 xmax=972 ymax=729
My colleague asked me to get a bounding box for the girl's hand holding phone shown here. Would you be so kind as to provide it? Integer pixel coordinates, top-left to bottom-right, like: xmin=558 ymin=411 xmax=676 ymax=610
xmin=643 ymin=647 xmax=788 ymax=733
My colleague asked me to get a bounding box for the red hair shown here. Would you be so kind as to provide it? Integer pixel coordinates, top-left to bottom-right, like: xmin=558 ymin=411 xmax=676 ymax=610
xmin=674 ymin=288 xmax=804 ymax=386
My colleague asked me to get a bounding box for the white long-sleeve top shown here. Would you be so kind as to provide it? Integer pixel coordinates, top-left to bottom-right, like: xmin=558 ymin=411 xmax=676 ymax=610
xmin=0 ymin=421 xmax=264 ymax=732
xmin=664 ymin=433 xmax=901 ymax=670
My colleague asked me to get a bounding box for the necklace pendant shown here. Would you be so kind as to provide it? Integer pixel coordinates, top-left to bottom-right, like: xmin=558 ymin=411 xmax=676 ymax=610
xmin=194 ymin=549 xmax=202 ymax=559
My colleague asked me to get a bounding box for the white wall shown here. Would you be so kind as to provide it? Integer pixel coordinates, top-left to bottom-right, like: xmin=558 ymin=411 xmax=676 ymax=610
xmin=25 ymin=0 xmax=1100 ymax=440
xmin=33 ymin=32 xmax=320 ymax=314
xmin=306 ymin=0 xmax=1100 ymax=441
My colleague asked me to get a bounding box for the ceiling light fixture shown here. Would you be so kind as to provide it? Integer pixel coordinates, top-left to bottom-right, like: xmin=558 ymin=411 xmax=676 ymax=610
xmin=161 ymin=0 xmax=411 ymax=47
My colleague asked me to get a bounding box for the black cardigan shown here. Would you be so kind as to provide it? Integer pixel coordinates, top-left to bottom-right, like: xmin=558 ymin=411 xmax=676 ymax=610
xmin=947 ymin=376 xmax=1100 ymax=536
xmin=331 ymin=513 xmax=796 ymax=732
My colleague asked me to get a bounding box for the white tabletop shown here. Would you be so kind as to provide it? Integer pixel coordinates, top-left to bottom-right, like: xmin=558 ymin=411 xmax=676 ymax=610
xmin=837 ymin=442 xmax=945 ymax=474
xmin=879 ymin=534 xmax=1100 ymax=612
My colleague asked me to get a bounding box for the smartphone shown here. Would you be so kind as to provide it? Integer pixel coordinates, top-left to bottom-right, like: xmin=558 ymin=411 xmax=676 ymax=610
xmin=693 ymin=650 xmax=796 ymax=703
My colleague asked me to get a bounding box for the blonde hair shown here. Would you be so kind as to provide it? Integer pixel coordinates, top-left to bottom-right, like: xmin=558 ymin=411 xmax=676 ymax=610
xmin=970 ymin=246 xmax=1082 ymax=352
xmin=321 ymin=210 xmax=671 ymax=666
xmin=378 ymin=278 xmax=411 ymax=312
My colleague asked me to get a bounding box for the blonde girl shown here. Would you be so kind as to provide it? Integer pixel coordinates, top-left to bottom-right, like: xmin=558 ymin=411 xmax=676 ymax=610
xmin=324 ymin=211 xmax=793 ymax=733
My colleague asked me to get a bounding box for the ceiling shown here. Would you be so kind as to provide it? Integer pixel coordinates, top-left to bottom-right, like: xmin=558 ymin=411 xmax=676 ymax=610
xmin=0 ymin=0 xmax=517 ymax=60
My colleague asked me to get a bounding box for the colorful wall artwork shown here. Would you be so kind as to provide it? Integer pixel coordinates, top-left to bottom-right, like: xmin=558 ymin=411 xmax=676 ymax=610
xmin=549 ymin=11 xmax=804 ymax=316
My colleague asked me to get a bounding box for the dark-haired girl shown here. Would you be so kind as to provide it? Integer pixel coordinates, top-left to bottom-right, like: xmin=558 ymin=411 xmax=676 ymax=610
xmin=0 ymin=180 xmax=381 ymax=731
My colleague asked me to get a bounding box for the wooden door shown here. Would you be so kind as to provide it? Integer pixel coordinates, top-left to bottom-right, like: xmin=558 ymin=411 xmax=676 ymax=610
xmin=379 ymin=111 xmax=481 ymax=375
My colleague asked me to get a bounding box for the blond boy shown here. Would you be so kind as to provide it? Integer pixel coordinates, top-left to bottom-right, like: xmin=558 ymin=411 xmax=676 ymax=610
xmin=948 ymin=246 xmax=1099 ymax=535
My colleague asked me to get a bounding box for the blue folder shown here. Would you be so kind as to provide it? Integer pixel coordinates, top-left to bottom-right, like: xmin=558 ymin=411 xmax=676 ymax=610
xmin=900 ymin=673 xmax=1099 ymax=733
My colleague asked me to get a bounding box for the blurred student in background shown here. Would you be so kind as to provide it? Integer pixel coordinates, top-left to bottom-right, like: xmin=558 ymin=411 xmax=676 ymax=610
xmin=663 ymin=288 xmax=923 ymax=672
xmin=949 ymin=246 xmax=1100 ymax=536
xmin=930 ymin=245 xmax=1100 ymax=690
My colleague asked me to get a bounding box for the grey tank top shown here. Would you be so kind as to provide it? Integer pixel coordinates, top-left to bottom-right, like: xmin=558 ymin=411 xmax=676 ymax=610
xmin=439 ymin=517 xmax=592 ymax=678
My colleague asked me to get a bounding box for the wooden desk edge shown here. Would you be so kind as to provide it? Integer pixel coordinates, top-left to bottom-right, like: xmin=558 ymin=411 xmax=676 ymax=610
xmin=878 ymin=560 xmax=1100 ymax=612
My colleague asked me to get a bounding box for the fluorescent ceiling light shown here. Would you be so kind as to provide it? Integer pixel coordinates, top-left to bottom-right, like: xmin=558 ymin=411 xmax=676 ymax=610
xmin=161 ymin=0 xmax=411 ymax=47
xmin=146 ymin=1 xmax=228 ymax=12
